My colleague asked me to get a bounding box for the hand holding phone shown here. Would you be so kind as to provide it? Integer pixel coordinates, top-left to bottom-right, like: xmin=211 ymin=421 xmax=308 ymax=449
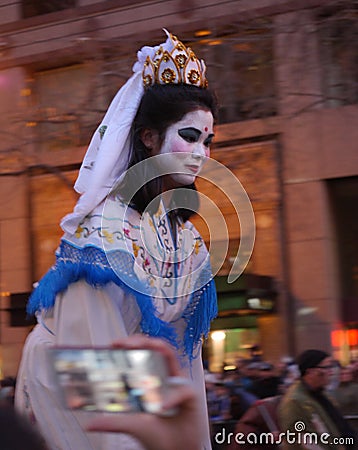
xmin=82 ymin=335 xmax=201 ymax=450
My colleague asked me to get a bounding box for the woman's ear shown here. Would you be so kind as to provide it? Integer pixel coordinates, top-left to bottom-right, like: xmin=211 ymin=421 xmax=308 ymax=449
xmin=140 ymin=128 xmax=161 ymax=154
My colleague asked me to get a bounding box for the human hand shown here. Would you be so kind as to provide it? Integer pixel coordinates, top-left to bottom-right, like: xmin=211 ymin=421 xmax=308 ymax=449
xmin=86 ymin=335 xmax=201 ymax=450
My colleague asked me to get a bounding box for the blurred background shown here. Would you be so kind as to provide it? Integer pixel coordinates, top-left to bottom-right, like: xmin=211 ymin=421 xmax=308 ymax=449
xmin=0 ymin=0 xmax=357 ymax=378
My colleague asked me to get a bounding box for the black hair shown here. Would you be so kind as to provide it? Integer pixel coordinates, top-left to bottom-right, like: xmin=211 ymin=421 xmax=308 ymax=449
xmin=117 ymin=83 xmax=218 ymax=222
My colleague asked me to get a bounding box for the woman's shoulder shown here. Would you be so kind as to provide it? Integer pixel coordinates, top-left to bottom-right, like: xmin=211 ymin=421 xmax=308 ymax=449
xmin=62 ymin=195 xmax=141 ymax=251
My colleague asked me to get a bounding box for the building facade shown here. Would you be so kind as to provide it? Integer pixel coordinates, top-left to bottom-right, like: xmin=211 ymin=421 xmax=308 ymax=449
xmin=0 ymin=0 xmax=357 ymax=376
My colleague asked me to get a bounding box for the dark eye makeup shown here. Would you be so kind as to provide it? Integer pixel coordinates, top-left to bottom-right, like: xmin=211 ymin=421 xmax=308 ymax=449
xmin=178 ymin=128 xmax=215 ymax=148
xmin=178 ymin=128 xmax=201 ymax=143
xmin=204 ymin=134 xmax=214 ymax=147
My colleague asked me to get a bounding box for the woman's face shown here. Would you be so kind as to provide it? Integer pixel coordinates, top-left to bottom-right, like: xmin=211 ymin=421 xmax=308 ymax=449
xmin=156 ymin=109 xmax=214 ymax=187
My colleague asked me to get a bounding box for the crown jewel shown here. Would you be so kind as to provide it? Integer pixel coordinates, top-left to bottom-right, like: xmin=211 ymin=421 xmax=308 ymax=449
xmin=142 ymin=31 xmax=208 ymax=89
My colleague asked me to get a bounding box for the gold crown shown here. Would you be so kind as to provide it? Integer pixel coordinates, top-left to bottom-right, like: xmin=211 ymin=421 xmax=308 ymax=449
xmin=142 ymin=32 xmax=208 ymax=89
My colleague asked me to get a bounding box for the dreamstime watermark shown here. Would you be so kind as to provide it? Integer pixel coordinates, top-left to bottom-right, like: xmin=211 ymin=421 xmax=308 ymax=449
xmin=214 ymin=421 xmax=355 ymax=447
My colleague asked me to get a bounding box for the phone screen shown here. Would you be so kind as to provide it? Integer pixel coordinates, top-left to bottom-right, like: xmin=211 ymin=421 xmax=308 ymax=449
xmin=50 ymin=347 xmax=170 ymax=413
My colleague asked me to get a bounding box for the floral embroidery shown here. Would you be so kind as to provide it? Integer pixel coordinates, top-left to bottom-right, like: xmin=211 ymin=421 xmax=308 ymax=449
xmin=28 ymin=192 xmax=218 ymax=361
xmin=102 ymin=229 xmax=114 ymax=243
xmin=68 ymin=196 xmax=210 ymax=306
xmin=75 ymin=225 xmax=84 ymax=238
xmin=132 ymin=242 xmax=140 ymax=257
xmin=194 ymin=239 xmax=200 ymax=255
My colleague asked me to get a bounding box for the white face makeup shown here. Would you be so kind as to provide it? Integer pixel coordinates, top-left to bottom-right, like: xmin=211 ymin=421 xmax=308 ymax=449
xmin=157 ymin=109 xmax=214 ymax=187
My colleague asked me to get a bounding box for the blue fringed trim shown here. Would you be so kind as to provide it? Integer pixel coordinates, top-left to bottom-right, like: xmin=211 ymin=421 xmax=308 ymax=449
xmin=27 ymin=240 xmax=217 ymax=360
xmin=182 ymin=278 xmax=218 ymax=361
xmin=27 ymin=241 xmax=178 ymax=349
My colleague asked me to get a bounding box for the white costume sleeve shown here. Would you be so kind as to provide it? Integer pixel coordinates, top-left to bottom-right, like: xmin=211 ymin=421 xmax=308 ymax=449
xmin=54 ymin=281 xmax=141 ymax=346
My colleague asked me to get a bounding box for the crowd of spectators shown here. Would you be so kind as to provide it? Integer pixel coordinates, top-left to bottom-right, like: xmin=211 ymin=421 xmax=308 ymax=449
xmin=205 ymin=349 xmax=358 ymax=449
xmin=206 ymin=353 xmax=299 ymax=424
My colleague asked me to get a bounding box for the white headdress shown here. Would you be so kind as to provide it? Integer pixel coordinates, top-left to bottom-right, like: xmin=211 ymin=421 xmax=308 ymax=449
xmin=61 ymin=29 xmax=208 ymax=234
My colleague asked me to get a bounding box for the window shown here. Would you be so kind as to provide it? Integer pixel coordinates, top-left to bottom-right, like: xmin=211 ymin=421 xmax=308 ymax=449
xmin=30 ymin=170 xmax=78 ymax=280
xmin=190 ymin=20 xmax=276 ymax=123
xmin=31 ymin=64 xmax=105 ymax=151
xmin=318 ymin=7 xmax=358 ymax=107
xmin=22 ymin=0 xmax=76 ymax=18
xmin=328 ymin=176 xmax=358 ymax=321
xmin=328 ymin=176 xmax=358 ymax=361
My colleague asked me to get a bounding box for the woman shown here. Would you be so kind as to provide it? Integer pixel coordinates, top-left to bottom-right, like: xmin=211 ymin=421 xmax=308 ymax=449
xmin=15 ymin=30 xmax=218 ymax=450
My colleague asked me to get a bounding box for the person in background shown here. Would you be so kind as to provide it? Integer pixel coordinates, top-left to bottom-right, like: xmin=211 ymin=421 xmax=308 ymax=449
xmin=326 ymin=359 xmax=342 ymax=393
xmin=280 ymin=360 xmax=300 ymax=393
xmin=330 ymin=364 xmax=358 ymax=434
xmin=207 ymin=380 xmax=232 ymax=423
xmin=239 ymin=361 xmax=260 ymax=392
xmin=352 ymin=359 xmax=358 ymax=383
xmin=249 ymin=345 xmax=263 ymax=362
xmin=228 ymin=395 xmax=282 ymax=450
xmin=278 ymin=349 xmax=356 ymax=450
xmin=248 ymin=362 xmax=282 ymax=399
xmin=221 ymin=369 xmax=256 ymax=420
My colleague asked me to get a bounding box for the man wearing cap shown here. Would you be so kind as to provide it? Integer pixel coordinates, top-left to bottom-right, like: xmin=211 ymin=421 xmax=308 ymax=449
xmin=278 ymin=349 xmax=356 ymax=449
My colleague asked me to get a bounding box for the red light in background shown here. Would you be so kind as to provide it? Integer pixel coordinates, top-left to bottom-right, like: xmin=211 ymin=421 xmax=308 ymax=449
xmin=331 ymin=329 xmax=358 ymax=347
xmin=347 ymin=329 xmax=358 ymax=346
xmin=331 ymin=329 xmax=345 ymax=348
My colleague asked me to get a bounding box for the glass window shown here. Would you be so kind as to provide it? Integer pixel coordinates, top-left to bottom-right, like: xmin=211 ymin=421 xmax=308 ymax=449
xmin=190 ymin=20 xmax=276 ymax=123
xmin=328 ymin=176 xmax=358 ymax=363
xmin=328 ymin=176 xmax=358 ymax=315
xmin=32 ymin=64 xmax=105 ymax=151
xmin=317 ymin=8 xmax=358 ymax=107
xmin=30 ymin=170 xmax=78 ymax=279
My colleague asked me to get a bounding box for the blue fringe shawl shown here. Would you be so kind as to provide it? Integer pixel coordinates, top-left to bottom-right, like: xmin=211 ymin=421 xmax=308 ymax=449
xmin=28 ymin=240 xmax=217 ymax=361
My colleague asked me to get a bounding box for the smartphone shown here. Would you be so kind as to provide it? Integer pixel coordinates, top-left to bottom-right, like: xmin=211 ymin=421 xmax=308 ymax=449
xmin=50 ymin=347 xmax=171 ymax=414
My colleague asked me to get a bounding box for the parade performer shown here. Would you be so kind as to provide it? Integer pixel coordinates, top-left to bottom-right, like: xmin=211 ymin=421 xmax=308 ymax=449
xmin=15 ymin=29 xmax=218 ymax=450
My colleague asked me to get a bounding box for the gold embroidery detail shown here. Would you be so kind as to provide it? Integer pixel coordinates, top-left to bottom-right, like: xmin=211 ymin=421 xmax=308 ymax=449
xmin=102 ymin=230 xmax=114 ymax=244
xmin=132 ymin=242 xmax=140 ymax=257
xmin=194 ymin=240 xmax=200 ymax=255
xmin=75 ymin=225 xmax=84 ymax=238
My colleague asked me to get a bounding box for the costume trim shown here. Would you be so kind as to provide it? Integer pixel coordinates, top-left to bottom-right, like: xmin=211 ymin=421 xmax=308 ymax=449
xmin=27 ymin=240 xmax=217 ymax=360
xmin=182 ymin=277 xmax=217 ymax=359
